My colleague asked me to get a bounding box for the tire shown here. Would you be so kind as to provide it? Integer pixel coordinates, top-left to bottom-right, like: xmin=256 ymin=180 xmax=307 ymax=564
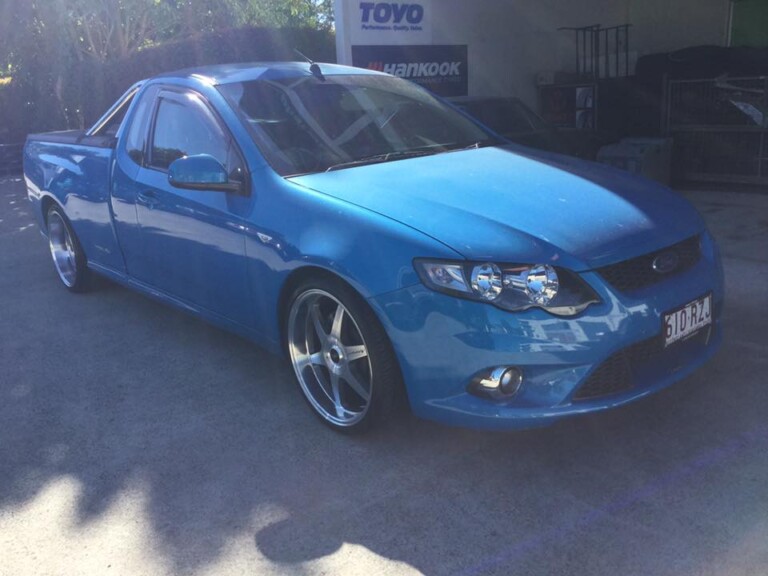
xmin=286 ymin=275 xmax=402 ymax=433
xmin=46 ymin=204 xmax=89 ymax=292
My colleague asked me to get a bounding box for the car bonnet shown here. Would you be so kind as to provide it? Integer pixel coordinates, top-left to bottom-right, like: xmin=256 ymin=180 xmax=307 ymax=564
xmin=288 ymin=145 xmax=703 ymax=271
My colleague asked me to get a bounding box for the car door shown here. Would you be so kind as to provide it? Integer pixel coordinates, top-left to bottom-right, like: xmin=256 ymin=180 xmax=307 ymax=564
xmin=130 ymin=88 xmax=253 ymax=324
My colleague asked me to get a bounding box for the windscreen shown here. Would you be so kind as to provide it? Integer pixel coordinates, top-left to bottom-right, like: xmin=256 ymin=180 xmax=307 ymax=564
xmin=463 ymin=98 xmax=549 ymax=135
xmin=218 ymin=74 xmax=496 ymax=176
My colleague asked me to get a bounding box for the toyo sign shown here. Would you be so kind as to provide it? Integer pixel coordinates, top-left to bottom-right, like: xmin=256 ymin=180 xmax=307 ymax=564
xmin=334 ymin=0 xmax=436 ymax=69
xmin=340 ymin=0 xmax=433 ymax=45
xmin=359 ymin=3 xmax=425 ymax=26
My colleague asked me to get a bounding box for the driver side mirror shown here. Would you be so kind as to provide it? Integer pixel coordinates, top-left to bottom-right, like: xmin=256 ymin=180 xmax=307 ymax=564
xmin=168 ymin=154 xmax=244 ymax=194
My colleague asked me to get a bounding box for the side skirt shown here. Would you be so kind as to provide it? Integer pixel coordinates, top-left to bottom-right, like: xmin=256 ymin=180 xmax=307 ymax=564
xmin=87 ymin=262 xmax=283 ymax=356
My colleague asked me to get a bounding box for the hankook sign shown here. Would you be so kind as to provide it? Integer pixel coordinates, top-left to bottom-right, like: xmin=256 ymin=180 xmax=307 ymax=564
xmin=352 ymin=45 xmax=469 ymax=97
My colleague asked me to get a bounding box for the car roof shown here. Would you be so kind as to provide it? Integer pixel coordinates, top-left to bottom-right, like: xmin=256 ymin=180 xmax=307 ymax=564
xmin=152 ymin=62 xmax=383 ymax=85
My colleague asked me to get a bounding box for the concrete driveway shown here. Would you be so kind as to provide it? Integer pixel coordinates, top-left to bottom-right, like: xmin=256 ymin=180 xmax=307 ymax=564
xmin=1 ymin=176 xmax=767 ymax=576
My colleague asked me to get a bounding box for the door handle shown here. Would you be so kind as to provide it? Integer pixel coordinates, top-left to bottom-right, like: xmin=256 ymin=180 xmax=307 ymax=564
xmin=137 ymin=190 xmax=159 ymax=209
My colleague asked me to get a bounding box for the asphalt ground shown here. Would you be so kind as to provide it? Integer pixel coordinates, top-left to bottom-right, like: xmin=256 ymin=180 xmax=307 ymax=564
xmin=1 ymin=175 xmax=767 ymax=576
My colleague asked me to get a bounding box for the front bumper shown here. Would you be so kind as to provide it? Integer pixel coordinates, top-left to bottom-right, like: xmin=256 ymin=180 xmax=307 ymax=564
xmin=368 ymin=233 xmax=724 ymax=430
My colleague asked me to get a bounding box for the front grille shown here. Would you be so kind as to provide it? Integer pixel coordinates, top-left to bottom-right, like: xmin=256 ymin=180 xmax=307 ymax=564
xmin=597 ymin=235 xmax=701 ymax=293
xmin=572 ymin=319 xmax=716 ymax=402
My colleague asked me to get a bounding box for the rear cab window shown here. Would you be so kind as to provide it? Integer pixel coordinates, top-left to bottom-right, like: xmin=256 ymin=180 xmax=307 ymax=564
xmin=89 ymin=86 xmax=141 ymax=139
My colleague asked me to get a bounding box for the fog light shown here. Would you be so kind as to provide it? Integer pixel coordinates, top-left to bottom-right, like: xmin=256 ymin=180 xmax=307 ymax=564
xmin=499 ymin=367 xmax=523 ymax=395
xmin=471 ymin=366 xmax=524 ymax=399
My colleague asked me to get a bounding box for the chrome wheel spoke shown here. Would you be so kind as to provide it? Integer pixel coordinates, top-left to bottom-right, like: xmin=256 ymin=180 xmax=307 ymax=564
xmin=315 ymin=370 xmax=336 ymax=405
xmin=344 ymin=344 xmax=368 ymax=362
xmin=329 ymin=372 xmax=345 ymax=418
xmin=311 ymin=303 xmax=328 ymax=341
xmin=342 ymin=368 xmax=370 ymax=401
xmin=295 ymin=351 xmax=325 ymax=371
xmin=330 ymin=303 xmax=344 ymax=339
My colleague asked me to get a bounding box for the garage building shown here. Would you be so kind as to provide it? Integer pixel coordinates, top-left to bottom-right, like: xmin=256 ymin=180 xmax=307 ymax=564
xmin=334 ymin=0 xmax=768 ymax=187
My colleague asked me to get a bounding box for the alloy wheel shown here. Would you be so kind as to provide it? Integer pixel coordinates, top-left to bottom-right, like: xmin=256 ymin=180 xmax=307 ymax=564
xmin=48 ymin=211 xmax=78 ymax=288
xmin=288 ymin=289 xmax=373 ymax=427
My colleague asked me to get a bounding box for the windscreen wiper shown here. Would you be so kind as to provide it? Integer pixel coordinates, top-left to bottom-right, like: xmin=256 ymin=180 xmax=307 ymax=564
xmin=324 ymin=139 xmax=501 ymax=172
xmin=325 ymin=149 xmax=438 ymax=172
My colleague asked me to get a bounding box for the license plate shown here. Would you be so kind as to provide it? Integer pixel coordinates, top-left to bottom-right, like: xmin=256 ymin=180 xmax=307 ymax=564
xmin=664 ymin=293 xmax=712 ymax=347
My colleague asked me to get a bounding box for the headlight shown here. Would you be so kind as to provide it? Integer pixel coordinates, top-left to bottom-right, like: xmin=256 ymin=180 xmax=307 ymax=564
xmin=414 ymin=259 xmax=599 ymax=316
xmin=470 ymin=263 xmax=503 ymax=301
xmin=504 ymin=264 xmax=560 ymax=305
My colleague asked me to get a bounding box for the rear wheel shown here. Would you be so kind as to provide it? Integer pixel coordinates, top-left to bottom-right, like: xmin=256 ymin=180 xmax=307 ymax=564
xmin=286 ymin=277 xmax=401 ymax=433
xmin=46 ymin=204 xmax=89 ymax=292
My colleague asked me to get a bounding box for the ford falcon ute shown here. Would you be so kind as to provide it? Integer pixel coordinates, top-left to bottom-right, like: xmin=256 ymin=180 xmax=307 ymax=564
xmin=23 ymin=62 xmax=724 ymax=433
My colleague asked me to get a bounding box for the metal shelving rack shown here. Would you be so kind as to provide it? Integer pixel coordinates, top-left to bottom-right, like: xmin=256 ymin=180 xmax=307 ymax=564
xmin=665 ymin=76 xmax=768 ymax=186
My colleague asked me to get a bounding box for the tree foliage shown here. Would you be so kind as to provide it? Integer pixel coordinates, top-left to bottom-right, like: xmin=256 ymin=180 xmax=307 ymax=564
xmin=64 ymin=0 xmax=177 ymax=61
xmin=0 ymin=0 xmax=335 ymax=139
xmin=1 ymin=0 xmax=334 ymax=66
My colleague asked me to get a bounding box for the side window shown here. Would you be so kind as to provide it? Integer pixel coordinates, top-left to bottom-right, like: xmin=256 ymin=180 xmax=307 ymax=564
xmin=125 ymin=94 xmax=152 ymax=165
xmin=149 ymin=94 xmax=229 ymax=171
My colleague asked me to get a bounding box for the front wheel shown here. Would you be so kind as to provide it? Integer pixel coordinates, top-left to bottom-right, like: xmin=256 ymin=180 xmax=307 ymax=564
xmin=286 ymin=277 xmax=401 ymax=433
xmin=46 ymin=204 xmax=89 ymax=292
